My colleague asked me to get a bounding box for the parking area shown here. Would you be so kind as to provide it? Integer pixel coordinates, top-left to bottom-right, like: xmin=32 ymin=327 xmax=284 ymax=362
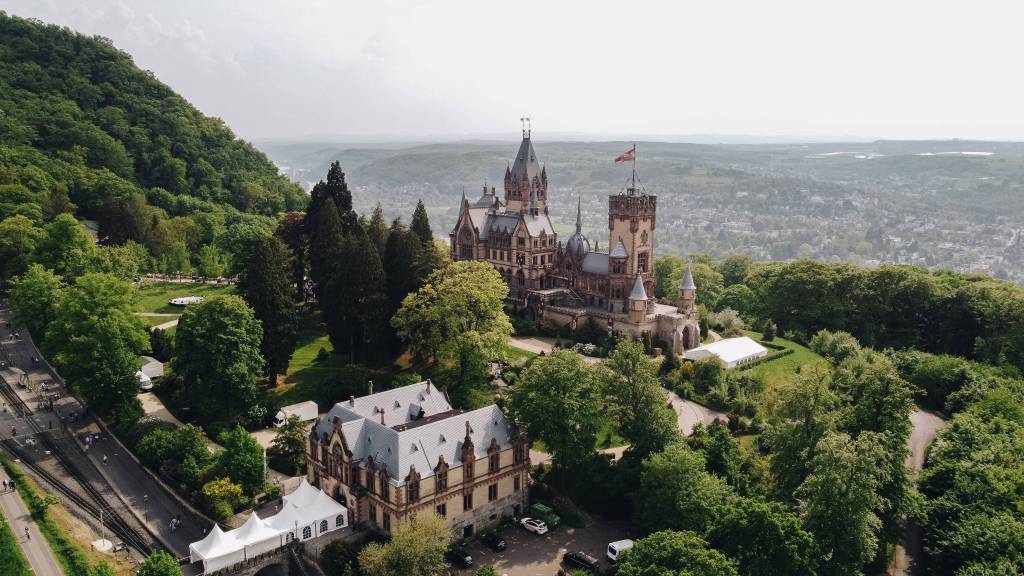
xmin=462 ymin=520 xmax=633 ymax=575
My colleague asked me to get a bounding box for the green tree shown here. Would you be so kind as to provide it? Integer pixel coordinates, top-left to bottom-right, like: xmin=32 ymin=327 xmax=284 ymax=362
xmin=333 ymin=225 xmax=389 ymax=360
xmin=383 ymin=224 xmax=427 ymax=309
xmin=196 ymin=244 xmax=227 ymax=279
xmin=797 ymin=431 xmax=886 ymax=576
xmin=9 ymin=264 xmax=64 ymax=338
xmin=45 ymin=273 xmax=148 ymax=426
xmin=173 ymin=295 xmax=263 ymax=423
xmin=0 ymin=215 xmax=44 ymax=281
xmin=687 ymin=424 xmax=742 ymax=487
xmin=237 ymin=235 xmax=297 ymax=385
xmin=202 ymin=477 xmax=244 ymax=522
xmin=138 ymin=551 xmax=182 ymax=576
xmin=34 ymin=213 xmax=95 ymax=279
xmin=634 ymin=442 xmax=735 ymax=534
xmin=617 ymin=530 xmax=739 ymax=576
xmin=767 ymin=364 xmax=840 ymax=499
xmin=392 ymin=261 xmax=511 ymax=403
xmin=509 ymin=349 xmax=600 ymax=470
xmin=275 ymin=211 xmax=307 ymax=300
xmin=94 ymin=240 xmax=150 ymax=280
xmin=809 ymin=329 xmax=862 ymax=365
xmin=217 ymin=426 xmax=265 ymax=496
xmin=410 ymin=199 xmax=433 ymax=246
xmin=708 ymin=498 xmax=818 ymax=576
xmin=654 ymin=254 xmax=684 ymax=299
xmin=161 ymin=240 xmax=192 ymax=276
xmin=604 ymin=339 xmax=678 ymax=457
xmin=719 ymin=255 xmax=753 ymax=286
xmin=474 ymin=567 xmax=499 ymax=576
xmin=367 ymin=202 xmax=389 ymax=257
xmin=269 ymin=415 xmax=307 ymax=475
xmin=358 ymin=513 xmax=451 ymax=576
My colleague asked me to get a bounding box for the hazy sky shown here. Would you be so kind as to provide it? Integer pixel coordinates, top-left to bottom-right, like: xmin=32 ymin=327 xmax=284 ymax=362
xmin=6 ymin=0 xmax=1023 ymax=141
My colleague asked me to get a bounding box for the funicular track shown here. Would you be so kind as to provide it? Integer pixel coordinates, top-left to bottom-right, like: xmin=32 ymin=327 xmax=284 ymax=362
xmin=0 ymin=376 xmax=152 ymax=555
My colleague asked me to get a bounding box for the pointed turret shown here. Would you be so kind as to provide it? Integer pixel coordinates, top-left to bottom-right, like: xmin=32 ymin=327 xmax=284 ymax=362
xmin=575 ymin=197 xmax=582 ymax=234
xmin=628 ymin=272 xmax=648 ymax=323
xmin=678 ymin=265 xmax=697 ymax=314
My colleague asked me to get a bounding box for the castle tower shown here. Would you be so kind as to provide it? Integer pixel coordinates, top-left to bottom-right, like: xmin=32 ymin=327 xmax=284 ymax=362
xmin=504 ymin=128 xmax=547 ymax=215
xmin=628 ymin=272 xmax=648 ymax=323
xmin=678 ymin=266 xmax=696 ymax=314
xmin=608 ymin=192 xmax=656 ymax=308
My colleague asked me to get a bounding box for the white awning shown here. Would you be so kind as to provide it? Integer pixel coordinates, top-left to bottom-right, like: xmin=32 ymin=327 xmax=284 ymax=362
xmin=189 ymin=479 xmax=347 ymax=574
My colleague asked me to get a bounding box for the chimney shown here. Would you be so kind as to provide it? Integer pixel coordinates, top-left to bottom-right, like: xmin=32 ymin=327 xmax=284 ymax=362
xmin=368 ymin=380 xmax=374 ymax=395
xmin=349 ymin=396 xmax=355 ymax=406
xmin=380 ymin=408 xmax=385 ymax=425
xmin=465 ymin=420 xmax=472 ymax=438
xmin=425 ymin=380 xmax=431 ymax=393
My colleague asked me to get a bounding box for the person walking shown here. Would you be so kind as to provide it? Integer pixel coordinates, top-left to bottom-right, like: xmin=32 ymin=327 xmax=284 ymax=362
xmin=24 ymin=527 xmax=29 ymax=540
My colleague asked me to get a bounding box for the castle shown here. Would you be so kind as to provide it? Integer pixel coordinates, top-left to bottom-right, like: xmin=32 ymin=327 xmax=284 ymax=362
xmin=450 ymin=130 xmax=701 ymax=355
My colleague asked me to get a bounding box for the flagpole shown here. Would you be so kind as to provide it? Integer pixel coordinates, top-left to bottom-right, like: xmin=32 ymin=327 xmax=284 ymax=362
xmin=631 ymin=143 xmax=637 ymax=194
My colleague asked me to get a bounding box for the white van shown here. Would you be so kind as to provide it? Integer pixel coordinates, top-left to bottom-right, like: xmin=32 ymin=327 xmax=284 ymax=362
xmin=606 ymin=539 xmax=634 ymax=563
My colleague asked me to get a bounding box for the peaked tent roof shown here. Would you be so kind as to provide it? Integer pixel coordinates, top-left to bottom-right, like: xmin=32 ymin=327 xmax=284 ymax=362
xmin=629 ymin=273 xmax=648 ymax=300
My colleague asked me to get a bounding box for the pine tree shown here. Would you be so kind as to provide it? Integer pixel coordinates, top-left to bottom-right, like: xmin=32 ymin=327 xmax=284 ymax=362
xmin=335 ymin=225 xmax=388 ymax=361
xmin=383 ymin=225 xmax=424 ymax=309
xmin=275 ymin=211 xmax=307 ymax=301
xmin=306 ymin=161 xmax=355 ymax=237
xmin=237 ymin=235 xmax=298 ymax=386
xmin=367 ymin=203 xmax=389 ymax=257
xmin=410 ymin=199 xmax=433 ymax=246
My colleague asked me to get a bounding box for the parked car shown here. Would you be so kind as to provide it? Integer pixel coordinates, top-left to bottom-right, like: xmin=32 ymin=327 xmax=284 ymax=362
xmin=519 ymin=517 xmax=549 ymax=535
xmin=606 ymin=539 xmax=635 ymax=563
xmin=563 ymin=551 xmax=601 ymax=572
xmin=481 ymin=532 xmax=506 ymax=551
xmin=446 ymin=546 xmax=473 ymax=568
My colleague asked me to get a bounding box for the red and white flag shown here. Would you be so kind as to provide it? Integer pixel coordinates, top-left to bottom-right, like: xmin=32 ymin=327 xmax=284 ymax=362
xmin=615 ymin=147 xmax=636 ymax=163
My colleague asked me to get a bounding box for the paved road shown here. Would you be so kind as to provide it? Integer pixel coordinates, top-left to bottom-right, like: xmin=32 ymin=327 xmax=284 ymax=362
xmin=0 ymin=466 xmax=64 ymax=575
xmin=0 ymin=300 xmax=205 ymax=557
xmin=664 ymin=389 xmax=729 ymax=435
xmin=889 ymin=408 xmax=946 ymax=576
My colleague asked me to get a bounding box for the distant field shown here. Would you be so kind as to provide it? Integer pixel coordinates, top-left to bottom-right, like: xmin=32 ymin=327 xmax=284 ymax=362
xmin=133 ymin=281 xmax=235 ymax=314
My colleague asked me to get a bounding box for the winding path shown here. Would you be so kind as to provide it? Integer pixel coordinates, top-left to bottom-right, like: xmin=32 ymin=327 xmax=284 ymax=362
xmin=889 ymin=408 xmax=945 ymax=576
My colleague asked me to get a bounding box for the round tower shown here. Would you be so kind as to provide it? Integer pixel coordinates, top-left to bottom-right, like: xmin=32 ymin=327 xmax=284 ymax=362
xmin=628 ymin=272 xmax=648 ymax=324
xmin=678 ymin=266 xmax=697 ymax=314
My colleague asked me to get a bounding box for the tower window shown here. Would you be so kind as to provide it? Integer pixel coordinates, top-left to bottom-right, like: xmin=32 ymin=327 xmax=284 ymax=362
xmin=637 ymin=252 xmax=649 ymax=273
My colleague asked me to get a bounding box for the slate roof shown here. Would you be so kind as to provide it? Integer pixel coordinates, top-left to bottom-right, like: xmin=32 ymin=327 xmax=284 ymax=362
xmin=629 ymin=273 xmax=648 ymax=300
xmin=610 ymin=239 xmax=629 ymax=258
xmin=680 ymin=266 xmax=696 ymax=290
xmin=510 ymin=136 xmax=542 ymax=183
xmin=315 ymin=382 xmax=518 ymax=486
xmin=582 ymin=252 xmax=609 ymax=275
xmin=314 ymin=380 xmax=451 ymax=433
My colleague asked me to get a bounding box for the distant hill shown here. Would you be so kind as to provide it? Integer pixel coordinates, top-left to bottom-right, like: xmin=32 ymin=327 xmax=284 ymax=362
xmin=0 ymin=12 xmax=305 ymax=248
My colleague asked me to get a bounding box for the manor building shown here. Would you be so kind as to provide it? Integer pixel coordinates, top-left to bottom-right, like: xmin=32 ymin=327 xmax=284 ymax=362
xmin=450 ymin=130 xmax=701 ymax=354
xmin=307 ymin=381 xmax=529 ymax=538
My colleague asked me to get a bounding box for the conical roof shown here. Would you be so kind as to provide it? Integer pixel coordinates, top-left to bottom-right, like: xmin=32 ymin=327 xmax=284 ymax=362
xmin=680 ymin=266 xmax=696 ymax=290
xmin=629 ymin=273 xmax=648 ymax=300
xmin=610 ymin=239 xmax=629 ymax=259
xmin=511 ymin=135 xmax=542 ymax=183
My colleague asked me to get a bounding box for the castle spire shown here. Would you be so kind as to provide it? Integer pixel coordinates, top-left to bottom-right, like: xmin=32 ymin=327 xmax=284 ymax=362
xmin=575 ymin=197 xmax=582 ymax=234
xmin=679 ymin=265 xmax=696 ymax=291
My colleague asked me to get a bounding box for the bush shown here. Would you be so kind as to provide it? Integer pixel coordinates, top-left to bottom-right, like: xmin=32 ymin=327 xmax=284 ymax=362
xmin=509 ymin=314 xmax=539 ymax=336
xmin=809 ymin=330 xmax=861 ymax=364
xmin=320 ymin=539 xmax=358 ymax=575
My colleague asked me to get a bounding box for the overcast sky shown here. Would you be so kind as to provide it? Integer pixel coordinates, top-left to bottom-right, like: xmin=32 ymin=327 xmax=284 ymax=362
xmin=6 ymin=0 xmax=1023 ymax=141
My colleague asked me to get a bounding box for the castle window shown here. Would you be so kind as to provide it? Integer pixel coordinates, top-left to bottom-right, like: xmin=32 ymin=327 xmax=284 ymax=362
xmin=380 ymin=474 xmax=390 ymax=500
xmin=514 ymin=476 xmax=521 ymax=492
xmin=612 ymin=261 xmax=624 ymax=274
xmin=488 ymin=484 xmax=498 ymax=502
xmin=489 ymin=453 xmax=500 ymax=473
xmin=517 ymin=237 xmax=525 ymax=247
xmin=437 ymin=468 xmax=448 ymax=493
xmin=350 ymin=464 xmax=361 ymax=487
xmin=407 ymin=478 xmax=420 ymax=502
xmin=463 ymin=492 xmax=473 ymax=511
xmin=436 ymin=503 xmax=447 ymax=518
xmin=638 ymin=251 xmax=649 ymax=273
xmin=383 ymin=513 xmax=391 ymax=531
xmin=465 ymin=458 xmax=474 ymax=480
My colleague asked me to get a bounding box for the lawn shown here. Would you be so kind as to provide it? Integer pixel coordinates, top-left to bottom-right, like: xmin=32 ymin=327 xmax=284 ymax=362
xmin=742 ymin=330 xmax=824 ymax=392
xmin=0 ymin=512 xmax=30 ymax=576
xmin=136 ymin=314 xmax=179 ymax=328
xmin=133 ymin=281 xmax=235 ymax=314
xmin=503 ymin=343 xmax=538 ymax=364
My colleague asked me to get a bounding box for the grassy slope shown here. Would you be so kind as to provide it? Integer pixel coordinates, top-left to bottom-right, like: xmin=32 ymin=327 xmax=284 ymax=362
xmin=741 ymin=330 xmax=824 ymax=413
xmin=0 ymin=512 xmax=30 ymax=576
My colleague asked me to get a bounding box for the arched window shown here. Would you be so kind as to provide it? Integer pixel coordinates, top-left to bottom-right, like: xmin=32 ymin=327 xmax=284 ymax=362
xmin=320 ymin=520 xmax=328 ymax=533
xmin=336 ymin=514 xmax=344 ymax=528
xmin=286 ymin=533 xmax=295 ymax=543
xmin=302 ymin=526 xmax=312 ymax=540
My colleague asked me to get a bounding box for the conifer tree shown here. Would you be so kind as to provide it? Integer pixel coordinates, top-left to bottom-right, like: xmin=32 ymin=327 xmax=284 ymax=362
xmin=237 ymin=235 xmax=298 ymax=385
xmin=275 ymin=211 xmax=307 ymax=300
xmin=367 ymin=203 xmax=389 ymax=257
xmin=410 ymin=199 xmax=433 ymax=246
xmin=307 ymin=202 xmax=347 ymax=351
xmin=383 ymin=224 xmax=425 ymax=309
xmin=335 ymin=224 xmax=388 ymax=360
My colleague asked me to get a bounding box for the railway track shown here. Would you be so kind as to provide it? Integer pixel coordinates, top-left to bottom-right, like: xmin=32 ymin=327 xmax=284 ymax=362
xmin=0 ymin=376 xmax=152 ymax=555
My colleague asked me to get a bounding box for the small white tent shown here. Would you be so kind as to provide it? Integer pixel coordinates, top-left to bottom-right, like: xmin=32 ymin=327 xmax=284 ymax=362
xmin=189 ymin=479 xmax=347 ymax=574
xmin=683 ymin=336 xmax=769 ymax=369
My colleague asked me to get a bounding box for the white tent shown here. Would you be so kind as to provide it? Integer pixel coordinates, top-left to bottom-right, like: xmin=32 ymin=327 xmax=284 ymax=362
xmin=683 ymin=336 xmax=769 ymax=369
xmin=189 ymin=479 xmax=347 ymax=574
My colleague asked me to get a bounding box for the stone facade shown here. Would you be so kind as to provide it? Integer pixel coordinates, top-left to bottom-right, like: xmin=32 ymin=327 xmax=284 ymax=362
xmin=450 ymin=131 xmax=701 ymax=354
